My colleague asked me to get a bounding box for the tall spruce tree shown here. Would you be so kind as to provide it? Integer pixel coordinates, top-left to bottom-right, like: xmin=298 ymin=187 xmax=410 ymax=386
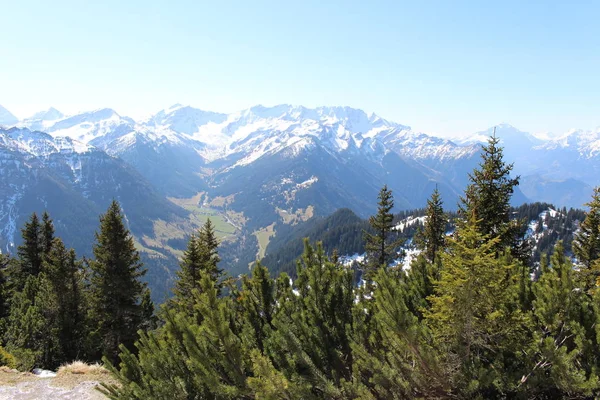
xmin=415 ymin=186 xmax=447 ymax=263
xmin=172 ymin=218 xmax=223 ymax=313
xmin=88 ymin=200 xmax=151 ymax=363
xmin=40 ymin=211 xmax=55 ymax=258
xmin=44 ymin=238 xmax=88 ymax=363
xmin=171 ymin=233 xmax=203 ymax=308
xmin=459 ymin=133 xmax=529 ymax=264
xmin=15 ymin=213 xmax=42 ymax=287
xmin=363 ymin=185 xmax=403 ymax=279
xmin=198 ymin=218 xmax=223 ymax=287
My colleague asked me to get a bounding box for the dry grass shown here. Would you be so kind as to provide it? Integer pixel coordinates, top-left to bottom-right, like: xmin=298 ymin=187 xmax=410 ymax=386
xmin=57 ymin=361 xmax=108 ymax=376
xmin=54 ymin=361 xmax=117 ymax=389
xmin=0 ymin=366 xmax=34 ymax=386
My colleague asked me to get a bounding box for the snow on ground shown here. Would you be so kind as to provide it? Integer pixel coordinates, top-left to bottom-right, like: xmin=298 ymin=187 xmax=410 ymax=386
xmin=394 ymin=216 xmax=427 ymax=232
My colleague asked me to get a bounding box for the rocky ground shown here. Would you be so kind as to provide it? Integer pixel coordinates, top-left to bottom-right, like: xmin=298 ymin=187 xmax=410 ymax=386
xmin=0 ymin=365 xmax=116 ymax=400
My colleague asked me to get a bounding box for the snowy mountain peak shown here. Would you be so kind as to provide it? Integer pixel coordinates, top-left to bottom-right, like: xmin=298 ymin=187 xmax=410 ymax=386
xmin=0 ymin=104 xmax=18 ymax=126
xmin=0 ymin=127 xmax=94 ymax=156
xmin=27 ymin=107 xmax=64 ymax=121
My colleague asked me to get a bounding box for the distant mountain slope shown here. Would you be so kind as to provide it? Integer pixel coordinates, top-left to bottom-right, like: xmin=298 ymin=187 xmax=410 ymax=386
xmin=261 ymin=208 xmax=370 ymax=277
xmin=261 ymin=202 xmax=587 ymax=278
xmin=0 ymin=127 xmax=194 ymax=300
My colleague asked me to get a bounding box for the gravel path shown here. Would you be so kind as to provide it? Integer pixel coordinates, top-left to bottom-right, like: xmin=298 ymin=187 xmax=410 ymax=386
xmin=0 ymin=378 xmax=107 ymax=400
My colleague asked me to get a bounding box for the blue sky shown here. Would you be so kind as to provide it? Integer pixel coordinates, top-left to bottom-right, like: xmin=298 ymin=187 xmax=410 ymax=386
xmin=1 ymin=0 xmax=598 ymax=137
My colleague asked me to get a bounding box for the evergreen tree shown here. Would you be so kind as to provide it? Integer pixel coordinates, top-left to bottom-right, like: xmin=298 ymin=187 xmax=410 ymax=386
xmin=102 ymin=274 xmax=253 ymax=399
xmin=414 ymin=186 xmax=447 ymax=263
xmin=521 ymin=242 xmax=599 ymax=397
xmin=425 ymin=215 xmax=527 ymax=397
xmin=15 ymin=213 xmax=42 ymax=288
xmin=235 ymin=261 xmax=275 ymax=353
xmin=0 ymin=254 xmax=10 ymax=332
xmin=171 ymin=218 xmax=224 ymax=314
xmin=44 ymin=238 xmax=88 ymax=363
xmin=573 ymin=186 xmax=600 ymax=292
xmin=171 ymin=232 xmax=203 ymax=309
xmin=4 ymin=274 xmax=53 ymax=370
xmin=351 ymin=266 xmax=443 ymax=398
xmin=363 ymin=185 xmax=403 ymax=279
xmin=40 ymin=211 xmax=55 ymax=258
xmin=198 ymin=218 xmax=223 ymax=288
xmin=88 ymin=200 xmax=151 ymax=363
xmin=459 ymin=133 xmax=529 ymax=263
xmin=268 ymin=240 xmax=355 ymax=397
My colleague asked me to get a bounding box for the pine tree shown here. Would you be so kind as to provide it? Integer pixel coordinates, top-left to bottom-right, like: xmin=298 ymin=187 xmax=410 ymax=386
xmin=235 ymin=262 xmax=275 ymax=352
xmin=15 ymin=213 xmax=42 ymax=287
xmin=521 ymin=242 xmax=599 ymax=396
xmin=573 ymin=186 xmax=600 ymax=292
xmin=198 ymin=218 xmax=223 ymax=288
xmin=40 ymin=211 xmax=55 ymax=258
xmin=0 ymin=254 xmax=10 ymax=331
xmin=171 ymin=232 xmax=203 ymax=309
xmin=363 ymin=185 xmax=403 ymax=279
xmin=88 ymin=200 xmax=151 ymax=363
xmin=459 ymin=133 xmax=529 ymax=263
xmin=4 ymin=274 xmax=52 ymax=370
xmin=44 ymin=238 xmax=88 ymax=363
xmin=171 ymin=218 xmax=224 ymax=313
xmin=267 ymin=240 xmax=355 ymax=397
xmin=351 ymin=266 xmax=443 ymax=398
xmin=102 ymin=275 xmax=253 ymax=399
xmin=425 ymin=215 xmax=527 ymax=396
xmin=415 ymin=186 xmax=447 ymax=263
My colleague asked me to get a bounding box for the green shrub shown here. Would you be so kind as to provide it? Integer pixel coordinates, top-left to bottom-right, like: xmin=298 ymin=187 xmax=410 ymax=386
xmin=0 ymin=346 xmax=16 ymax=369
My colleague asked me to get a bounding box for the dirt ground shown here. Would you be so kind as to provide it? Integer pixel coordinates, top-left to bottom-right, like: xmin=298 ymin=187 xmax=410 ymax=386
xmin=0 ymin=367 xmax=116 ymax=399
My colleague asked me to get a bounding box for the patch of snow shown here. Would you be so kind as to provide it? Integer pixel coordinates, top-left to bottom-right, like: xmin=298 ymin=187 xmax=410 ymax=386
xmin=32 ymin=368 xmax=57 ymax=378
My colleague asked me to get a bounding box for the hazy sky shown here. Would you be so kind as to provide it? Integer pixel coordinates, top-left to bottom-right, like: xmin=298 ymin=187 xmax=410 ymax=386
xmin=1 ymin=0 xmax=599 ymax=137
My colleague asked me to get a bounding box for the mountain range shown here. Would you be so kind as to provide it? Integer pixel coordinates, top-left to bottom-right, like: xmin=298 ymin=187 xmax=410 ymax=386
xmin=0 ymin=102 xmax=598 ymax=281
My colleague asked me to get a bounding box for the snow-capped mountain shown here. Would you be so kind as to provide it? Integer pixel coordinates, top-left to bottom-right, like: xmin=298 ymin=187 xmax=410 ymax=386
xmin=0 ymin=104 xmax=18 ymax=126
xmin=0 ymin=127 xmax=187 ymax=254
xmin=19 ymin=107 xmax=65 ymax=131
xmin=10 ymin=103 xmax=599 ymax=212
xmin=2 ymin=102 xmax=599 ymax=288
xmin=540 ymin=127 xmax=600 ymax=157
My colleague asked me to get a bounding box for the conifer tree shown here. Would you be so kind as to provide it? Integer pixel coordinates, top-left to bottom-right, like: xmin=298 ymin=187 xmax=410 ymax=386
xmin=425 ymin=215 xmax=527 ymax=396
xmin=4 ymin=274 xmax=53 ymax=370
xmin=573 ymin=186 xmax=600 ymax=291
xmin=40 ymin=211 xmax=55 ymax=258
xmin=268 ymin=240 xmax=355 ymax=397
xmin=102 ymin=275 xmax=253 ymax=399
xmin=415 ymin=186 xmax=447 ymax=263
xmin=351 ymin=266 xmax=443 ymax=398
xmin=88 ymin=200 xmax=151 ymax=363
xmin=198 ymin=218 xmax=223 ymax=288
xmin=171 ymin=232 xmax=203 ymax=309
xmin=172 ymin=218 xmax=223 ymax=313
xmin=460 ymin=133 xmax=529 ymax=263
xmin=521 ymin=242 xmax=599 ymax=396
xmin=44 ymin=238 xmax=88 ymax=363
xmin=363 ymin=185 xmax=403 ymax=279
xmin=235 ymin=262 xmax=275 ymax=352
xmin=0 ymin=254 xmax=10 ymax=330
xmin=15 ymin=213 xmax=42 ymax=287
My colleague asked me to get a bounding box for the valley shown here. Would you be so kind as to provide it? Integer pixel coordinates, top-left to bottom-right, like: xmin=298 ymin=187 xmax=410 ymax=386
xmin=1 ymin=103 xmax=599 ymax=292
